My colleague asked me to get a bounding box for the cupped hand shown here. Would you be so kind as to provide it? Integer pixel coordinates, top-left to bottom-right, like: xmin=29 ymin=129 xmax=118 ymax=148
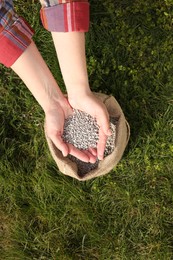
xmin=68 ymin=91 xmax=112 ymax=160
xmin=45 ymin=98 xmax=97 ymax=163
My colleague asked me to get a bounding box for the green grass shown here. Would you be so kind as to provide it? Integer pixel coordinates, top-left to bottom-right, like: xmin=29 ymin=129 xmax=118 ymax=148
xmin=0 ymin=0 xmax=173 ymax=259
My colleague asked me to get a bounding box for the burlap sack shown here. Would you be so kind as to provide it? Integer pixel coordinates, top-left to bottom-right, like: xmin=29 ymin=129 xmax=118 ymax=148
xmin=45 ymin=93 xmax=130 ymax=181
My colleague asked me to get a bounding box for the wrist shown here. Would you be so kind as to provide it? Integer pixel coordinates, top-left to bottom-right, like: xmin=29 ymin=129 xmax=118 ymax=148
xmin=43 ymin=95 xmax=66 ymax=114
xmin=67 ymin=84 xmax=91 ymax=99
xmin=44 ymin=95 xmax=73 ymax=119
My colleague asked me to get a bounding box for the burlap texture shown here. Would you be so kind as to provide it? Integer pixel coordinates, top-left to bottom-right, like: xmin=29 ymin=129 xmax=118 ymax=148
xmin=45 ymin=93 xmax=130 ymax=181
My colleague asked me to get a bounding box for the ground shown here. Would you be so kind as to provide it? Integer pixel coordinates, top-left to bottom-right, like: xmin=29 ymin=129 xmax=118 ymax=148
xmin=0 ymin=0 xmax=173 ymax=259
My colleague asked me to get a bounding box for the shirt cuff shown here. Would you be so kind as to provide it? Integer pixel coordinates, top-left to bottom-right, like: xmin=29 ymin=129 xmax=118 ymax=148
xmin=40 ymin=2 xmax=90 ymax=32
xmin=0 ymin=17 xmax=34 ymax=67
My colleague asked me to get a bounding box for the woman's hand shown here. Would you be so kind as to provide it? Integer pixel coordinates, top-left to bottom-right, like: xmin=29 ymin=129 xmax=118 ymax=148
xmin=10 ymin=42 xmax=96 ymax=163
xmin=68 ymin=91 xmax=112 ymax=160
xmin=51 ymin=32 xmax=111 ymax=160
xmin=45 ymin=98 xmax=97 ymax=163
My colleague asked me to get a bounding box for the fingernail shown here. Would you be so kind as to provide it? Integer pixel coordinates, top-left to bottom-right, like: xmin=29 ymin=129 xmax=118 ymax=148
xmin=62 ymin=151 xmax=68 ymax=157
xmin=107 ymin=129 xmax=112 ymax=136
xmin=98 ymin=155 xmax=103 ymax=160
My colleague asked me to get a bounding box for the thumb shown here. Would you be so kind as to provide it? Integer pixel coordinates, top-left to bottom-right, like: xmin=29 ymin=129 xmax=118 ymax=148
xmin=97 ymin=110 xmax=112 ymax=136
xmin=51 ymin=132 xmax=69 ymax=157
xmin=45 ymin=123 xmax=69 ymax=157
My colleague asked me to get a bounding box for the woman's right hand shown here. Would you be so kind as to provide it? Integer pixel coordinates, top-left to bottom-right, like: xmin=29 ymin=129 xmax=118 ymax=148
xmin=68 ymin=91 xmax=112 ymax=160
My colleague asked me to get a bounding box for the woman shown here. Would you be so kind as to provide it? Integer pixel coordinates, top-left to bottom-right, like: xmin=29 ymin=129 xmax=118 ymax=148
xmin=0 ymin=0 xmax=112 ymax=163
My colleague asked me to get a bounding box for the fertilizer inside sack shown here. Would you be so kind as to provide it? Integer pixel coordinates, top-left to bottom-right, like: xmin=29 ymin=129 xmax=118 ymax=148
xmin=62 ymin=109 xmax=117 ymax=177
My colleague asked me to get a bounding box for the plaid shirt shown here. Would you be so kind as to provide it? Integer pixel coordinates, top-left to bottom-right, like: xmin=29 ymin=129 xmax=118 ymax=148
xmin=0 ymin=0 xmax=89 ymax=67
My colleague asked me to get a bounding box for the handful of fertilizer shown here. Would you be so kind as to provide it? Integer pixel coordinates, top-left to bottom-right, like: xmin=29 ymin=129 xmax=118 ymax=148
xmin=62 ymin=109 xmax=117 ymax=176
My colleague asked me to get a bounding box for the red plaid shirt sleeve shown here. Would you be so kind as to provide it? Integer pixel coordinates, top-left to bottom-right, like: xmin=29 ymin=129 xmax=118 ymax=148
xmin=40 ymin=0 xmax=90 ymax=32
xmin=0 ymin=0 xmax=90 ymax=68
xmin=0 ymin=0 xmax=34 ymax=67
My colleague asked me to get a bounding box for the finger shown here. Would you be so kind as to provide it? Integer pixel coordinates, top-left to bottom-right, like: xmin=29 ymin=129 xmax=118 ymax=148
xmin=67 ymin=144 xmax=90 ymax=162
xmin=82 ymin=149 xmax=97 ymax=164
xmin=97 ymin=127 xmax=108 ymax=160
xmin=50 ymin=133 xmax=69 ymax=157
xmin=88 ymin=147 xmax=97 ymax=156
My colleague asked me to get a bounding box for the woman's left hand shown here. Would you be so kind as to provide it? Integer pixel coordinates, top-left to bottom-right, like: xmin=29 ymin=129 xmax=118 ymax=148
xmin=45 ymin=98 xmax=97 ymax=163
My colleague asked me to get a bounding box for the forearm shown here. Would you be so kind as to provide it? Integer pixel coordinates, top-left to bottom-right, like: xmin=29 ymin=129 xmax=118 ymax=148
xmin=52 ymin=31 xmax=91 ymax=97
xmin=39 ymin=0 xmax=90 ymax=97
xmin=11 ymin=41 xmax=65 ymax=113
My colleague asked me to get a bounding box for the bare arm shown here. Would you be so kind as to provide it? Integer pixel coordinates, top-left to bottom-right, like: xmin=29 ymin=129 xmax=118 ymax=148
xmin=51 ymin=32 xmax=90 ymax=97
xmin=11 ymin=41 xmax=95 ymax=163
xmin=52 ymin=32 xmax=112 ymax=160
xmin=11 ymin=40 xmax=66 ymax=114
